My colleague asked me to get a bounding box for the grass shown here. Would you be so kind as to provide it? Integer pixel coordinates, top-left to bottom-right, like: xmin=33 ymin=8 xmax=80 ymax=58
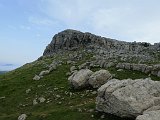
xmin=0 ymin=53 xmax=159 ymax=120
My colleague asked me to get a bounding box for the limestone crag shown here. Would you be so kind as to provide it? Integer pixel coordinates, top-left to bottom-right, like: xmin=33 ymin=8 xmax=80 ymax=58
xmin=43 ymin=29 xmax=160 ymax=63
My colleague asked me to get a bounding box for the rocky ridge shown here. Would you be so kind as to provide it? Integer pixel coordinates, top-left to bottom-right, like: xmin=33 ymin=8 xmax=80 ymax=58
xmin=43 ymin=29 xmax=160 ymax=63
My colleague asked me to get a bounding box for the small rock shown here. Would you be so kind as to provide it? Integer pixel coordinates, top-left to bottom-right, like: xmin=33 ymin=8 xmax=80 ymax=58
xmin=0 ymin=96 xmax=5 ymax=99
xmin=117 ymin=69 xmax=123 ymax=72
xmin=33 ymin=99 xmax=38 ymax=105
xmin=91 ymin=114 xmax=94 ymax=118
xmin=58 ymin=101 xmax=62 ymax=105
xmin=33 ymin=75 xmax=40 ymax=80
xmin=26 ymin=89 xmax=31 ymax=94
xmin=18 ymin=114 xmax=27 ymax=120
xmin=56 ymin=95 xmax=61 ymax=98
xmin=38 ymin=97 xmax=46 ymax=103
xmin=100 ymin=115 xmax=105 ymax=119
xmin=91 ymin=91 xmax=97 ymax=95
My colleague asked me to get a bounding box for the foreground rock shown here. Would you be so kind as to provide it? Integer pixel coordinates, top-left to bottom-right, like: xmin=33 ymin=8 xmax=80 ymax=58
xmin=96 ymin=78 xmax=160 ymax=118
xmin=136 ymin=110 xmax=160 ymax=120
xmin=18 ymin=114 xmax=27 ymax=120
xmin=68 ymin=69 xmax=93 ymax=89
xmin=88 ymin=70 xmax=112 ymax=88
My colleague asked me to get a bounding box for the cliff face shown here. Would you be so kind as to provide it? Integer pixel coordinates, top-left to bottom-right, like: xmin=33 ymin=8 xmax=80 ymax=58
xmin=43 ymin=29 xmax=159 ymax=56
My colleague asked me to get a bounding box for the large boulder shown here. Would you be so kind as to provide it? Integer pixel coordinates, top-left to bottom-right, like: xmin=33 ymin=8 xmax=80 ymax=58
xmin=136 ymin=110 xmax=160 ymax=120
xmin=68 ymin=69 xmax=93 ymax=89
xmin=96 ymin=78 xmax=160 ymax=118
xmin=88 ymin=70 xmax=112 ymax=88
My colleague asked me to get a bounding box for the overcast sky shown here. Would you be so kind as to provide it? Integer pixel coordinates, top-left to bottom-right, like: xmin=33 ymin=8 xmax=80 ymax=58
xmin=0 ymin=0 xmax=160 ymax=70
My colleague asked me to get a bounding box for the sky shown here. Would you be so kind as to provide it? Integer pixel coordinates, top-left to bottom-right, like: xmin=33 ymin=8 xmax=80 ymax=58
xmin=0 ymin=0 xmax=160 ymax=71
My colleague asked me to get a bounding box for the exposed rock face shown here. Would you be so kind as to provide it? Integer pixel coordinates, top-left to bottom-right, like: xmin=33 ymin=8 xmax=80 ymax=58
xmin=43 ymin=29 xmax=160 ymax=57
xmin=68 ymin=69 xmax=93 ymax=89
xmin=96 ymin=78 xmax=160 ymax=118
xmin=136 ymin=110 xmax=160 ymax=120
xmin=88 ymin=70 xmax=112 ymax=88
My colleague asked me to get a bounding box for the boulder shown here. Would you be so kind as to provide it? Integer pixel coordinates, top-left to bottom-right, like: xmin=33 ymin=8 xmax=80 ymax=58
xmin=96 ymin=78 xmax=160 ymax=118
xmin=33 ymin=75 xmax=41 ymax=80
xmin=39 ymin=70 xmax=50 ymax=76
xmin=88 ymin=70 xmax=112 ymax=88
xmin=68 ymin=69 xmax=93 ymax=89
xmin=18 ymin=114 xmax=27 ymax=120
xmin=136 ymin=110 xmax=160 ymax=120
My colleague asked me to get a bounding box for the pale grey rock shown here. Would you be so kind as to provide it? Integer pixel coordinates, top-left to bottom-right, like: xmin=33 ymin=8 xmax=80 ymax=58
xmin=88 ymin=70 xmax=112 ymax=88
xmin=70 ymin=66 xmax=77 ymax=72
xmin=96 ymin=78 xmax=160 ymax=118
xmin=33 ymin=99 xmax=38 ymax=105
xmin=38 ymin=97 xmax=46 ymax=103
xmin=49 ymin=65 xmax=57 ymax=72
xmin=26 ymin=89 xmax=31 ymax=94
xmin=18 ymin=114 xmax=27 ymax=120
xmin=33 ymin=75 xmax=41 ymax=80
xmin=136 ymin=110 xmax=160 ymax=120
xmin=39 ymin=70 xmax=49 ymax=76
xmin=68 ymin=69 xmax=93 ymax=89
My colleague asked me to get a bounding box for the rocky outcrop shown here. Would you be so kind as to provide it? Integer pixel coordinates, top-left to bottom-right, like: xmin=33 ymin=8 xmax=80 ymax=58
xmin=96 ymin=78 xmax=160 ymax=118
xmin=116 ymin=63 xmax=160 ymax=77
xmin=88 ymin=70 xmax=112 ymax=88
xmin=43 ymin=29 xmax=160 ymax=58
xmin=68 ymin=69 xmax=93 ymax=89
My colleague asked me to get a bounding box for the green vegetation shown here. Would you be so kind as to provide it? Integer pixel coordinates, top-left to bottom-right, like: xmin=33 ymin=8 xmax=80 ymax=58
xmin=0 ymin=54 xmax=159 ymax=120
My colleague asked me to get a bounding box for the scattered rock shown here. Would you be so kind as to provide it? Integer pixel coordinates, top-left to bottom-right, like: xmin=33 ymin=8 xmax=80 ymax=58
xmin=0 ymin=96 xmax=5 ymax=99
xmin=33 ymin=99 xmax=38 ymax=105
xmin=38 ymin=97 xmax=46 ymax=103
xmin=70 ymin=66 xmax=77 ymax=72
xmin=33 ymin=75 xmax=41 ymax=80
xmin=39 ymin=70 xmax=49 ymax=76
xmin=26 ymin=89 xmax=31 ymax=94
xmin=18 ymin=114 xmax=27 ymax=120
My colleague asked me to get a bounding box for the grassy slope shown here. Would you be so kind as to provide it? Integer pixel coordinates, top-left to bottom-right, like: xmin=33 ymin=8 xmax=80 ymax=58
xmin=0 ymin=56 xmax=159 ymax=120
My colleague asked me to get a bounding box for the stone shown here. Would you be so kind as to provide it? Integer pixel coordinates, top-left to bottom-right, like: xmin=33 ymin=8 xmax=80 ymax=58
xmin=96 ymin=78 xmax=160 ymax=118
xmin=0 ymin=96 xmax=5 ymax=99
xmin=33 ymin=75 xmax=41 ymax=80
xmin=49 ymin=65 xmax=57 ymax=72
xmin=38 ymin=97 xmax=46 ymax=103
xmin=39 ymin=70 xmax=49 ymax=76
xmin=70 ymin=66 xmax=77 ymax=72
xmin=158 ymin=71 xmax=160 ymax=77
xmin=136 ymin=110 xmax=160 ymax=120
xmin=33 ymin=99 xmax=38 ymax=105
xmin=26 ymin=89 xmax=31 ymax=94
xmin=18 ymin=114 xmax=27 ymax=120
xmin=88 ymin=70 xmax=112 ymax=88
xmin=68 ymin=69 xmax=93 ymax=89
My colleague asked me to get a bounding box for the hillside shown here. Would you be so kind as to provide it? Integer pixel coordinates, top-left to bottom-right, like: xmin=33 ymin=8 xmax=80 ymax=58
xmin=0 ymin=29 xmax=160 ymax=120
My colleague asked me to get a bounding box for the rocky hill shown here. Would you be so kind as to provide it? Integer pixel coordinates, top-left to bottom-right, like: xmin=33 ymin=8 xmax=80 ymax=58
xmin=0 ymin=29 xmax=160 ymax=120
xmin=43 ymin=29 xmax=160 ymax=63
